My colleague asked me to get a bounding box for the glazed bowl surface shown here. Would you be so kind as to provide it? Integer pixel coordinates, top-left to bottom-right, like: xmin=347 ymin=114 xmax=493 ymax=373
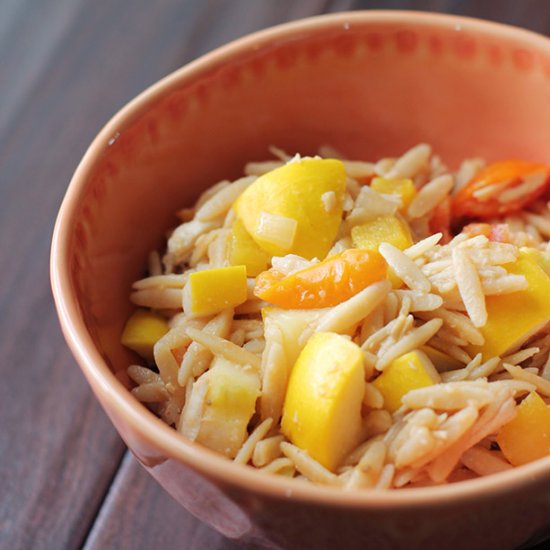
xmin=51 ymin=11 xmax=550 ymax=550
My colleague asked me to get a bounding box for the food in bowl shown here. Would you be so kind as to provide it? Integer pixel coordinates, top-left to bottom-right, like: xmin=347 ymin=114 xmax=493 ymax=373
xmin=121 ymin=143 xmax=550 ymax=489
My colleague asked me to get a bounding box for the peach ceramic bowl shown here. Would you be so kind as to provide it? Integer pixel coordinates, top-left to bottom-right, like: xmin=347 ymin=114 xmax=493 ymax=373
xmin=51 ymin=11 xmax=550 ymax=550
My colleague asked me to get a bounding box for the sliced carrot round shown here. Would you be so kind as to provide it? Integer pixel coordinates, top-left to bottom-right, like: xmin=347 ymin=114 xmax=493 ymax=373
xmin=452 ymin=160 xmax=550 ymax=221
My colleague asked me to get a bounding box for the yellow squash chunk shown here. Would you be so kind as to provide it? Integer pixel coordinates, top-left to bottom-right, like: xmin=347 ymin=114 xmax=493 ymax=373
xmin=229 ymin=219 xmax=270 ymax=276
xmin=351 ymin=215 xmax=413 ymax=252
xmin=519 ymin=247 xmax=550 ymax=277
xmin=373 ymin=350 xmax=439 ymax=413
xmin=260 ymin=308 xmax=328 ymax=424
xmin=183 ymin=265 xmax=247 ymax=317
xmin=121 ymin=309 xmax=169 ymax=362
xmin=196 ymin=358 xmax=260 ymax=458
xmin=370 ymin=177 xmax=416 ymax=210
xmin=281 ymin=332 xmax=365 ymax=471
xmin=421 ymin=346 xmax=463 ymax=372
xmin=351 ymin=215 xmax=412 ymax=289
xmin=234 ymin=157 xmax=346 ymax=259
xmin=497 ymin=392 xmax=550 ymax=466
xmin=467 ymin=252 xmax=550 ymax=359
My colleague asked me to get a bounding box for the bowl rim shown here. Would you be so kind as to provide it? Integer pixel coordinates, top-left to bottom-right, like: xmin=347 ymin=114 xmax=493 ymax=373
xmin=51 ymin=10 xmax=550 ymax=509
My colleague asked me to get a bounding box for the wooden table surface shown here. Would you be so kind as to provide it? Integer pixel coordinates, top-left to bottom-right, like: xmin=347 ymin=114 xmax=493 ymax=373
xmin=1 ymin=1 xmax=549 ymax=548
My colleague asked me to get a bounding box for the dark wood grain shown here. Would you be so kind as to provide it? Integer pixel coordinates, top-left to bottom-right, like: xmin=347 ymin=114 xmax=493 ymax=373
xmin=0 ymin=0 xmax=549 ymax=549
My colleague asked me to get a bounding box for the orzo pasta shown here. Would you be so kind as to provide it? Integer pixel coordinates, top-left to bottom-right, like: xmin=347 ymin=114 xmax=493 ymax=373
xmin=121 ymin=144 xmax=550 ymax=489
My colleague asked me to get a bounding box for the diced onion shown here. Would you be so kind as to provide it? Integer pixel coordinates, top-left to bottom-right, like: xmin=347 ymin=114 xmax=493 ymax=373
xmin=255 ymin=211 xmax=297 ymax=251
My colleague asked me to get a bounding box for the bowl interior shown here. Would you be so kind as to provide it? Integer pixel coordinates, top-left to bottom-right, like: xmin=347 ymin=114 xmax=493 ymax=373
xmin=56 ymin=11 xmax=550 ymax=487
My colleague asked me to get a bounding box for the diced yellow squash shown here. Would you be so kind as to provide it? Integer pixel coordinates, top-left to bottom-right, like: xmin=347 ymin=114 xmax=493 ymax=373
xmin=121 ymin=309 xmax=169 ymax=362
xmin=281 ymin=332 xmax=364 ymax=471
xmin=234 ymin=158 xmax=346 ymax=259
xmin=229 ymin=219 xmax=270 ymax=276
xmin=370 ymin=177 xmax=416 ymax=210
xmin=497 ymin=392 xmax=550 ymax=466
xmin=262 ymin=307 xmax=327 ymax=367
xmin=467 ymin=252 xmax=550 ymax=359
xmin=183 ymin=265 xmax=248 ymax=317
xmin=519 ymin=247 xmax=550 ymax=277
xmin=351 ymin=215 xmax=412 ymax=289
xmin=351 ymin=215 xmax=413 ymax=252
xmin=421 ymin=346 xmax=463 ymax=372
xmin=373 ymin=350 xmax=439 ymax=413
xmin=196 ymin=358 xmax=260 ymax=458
